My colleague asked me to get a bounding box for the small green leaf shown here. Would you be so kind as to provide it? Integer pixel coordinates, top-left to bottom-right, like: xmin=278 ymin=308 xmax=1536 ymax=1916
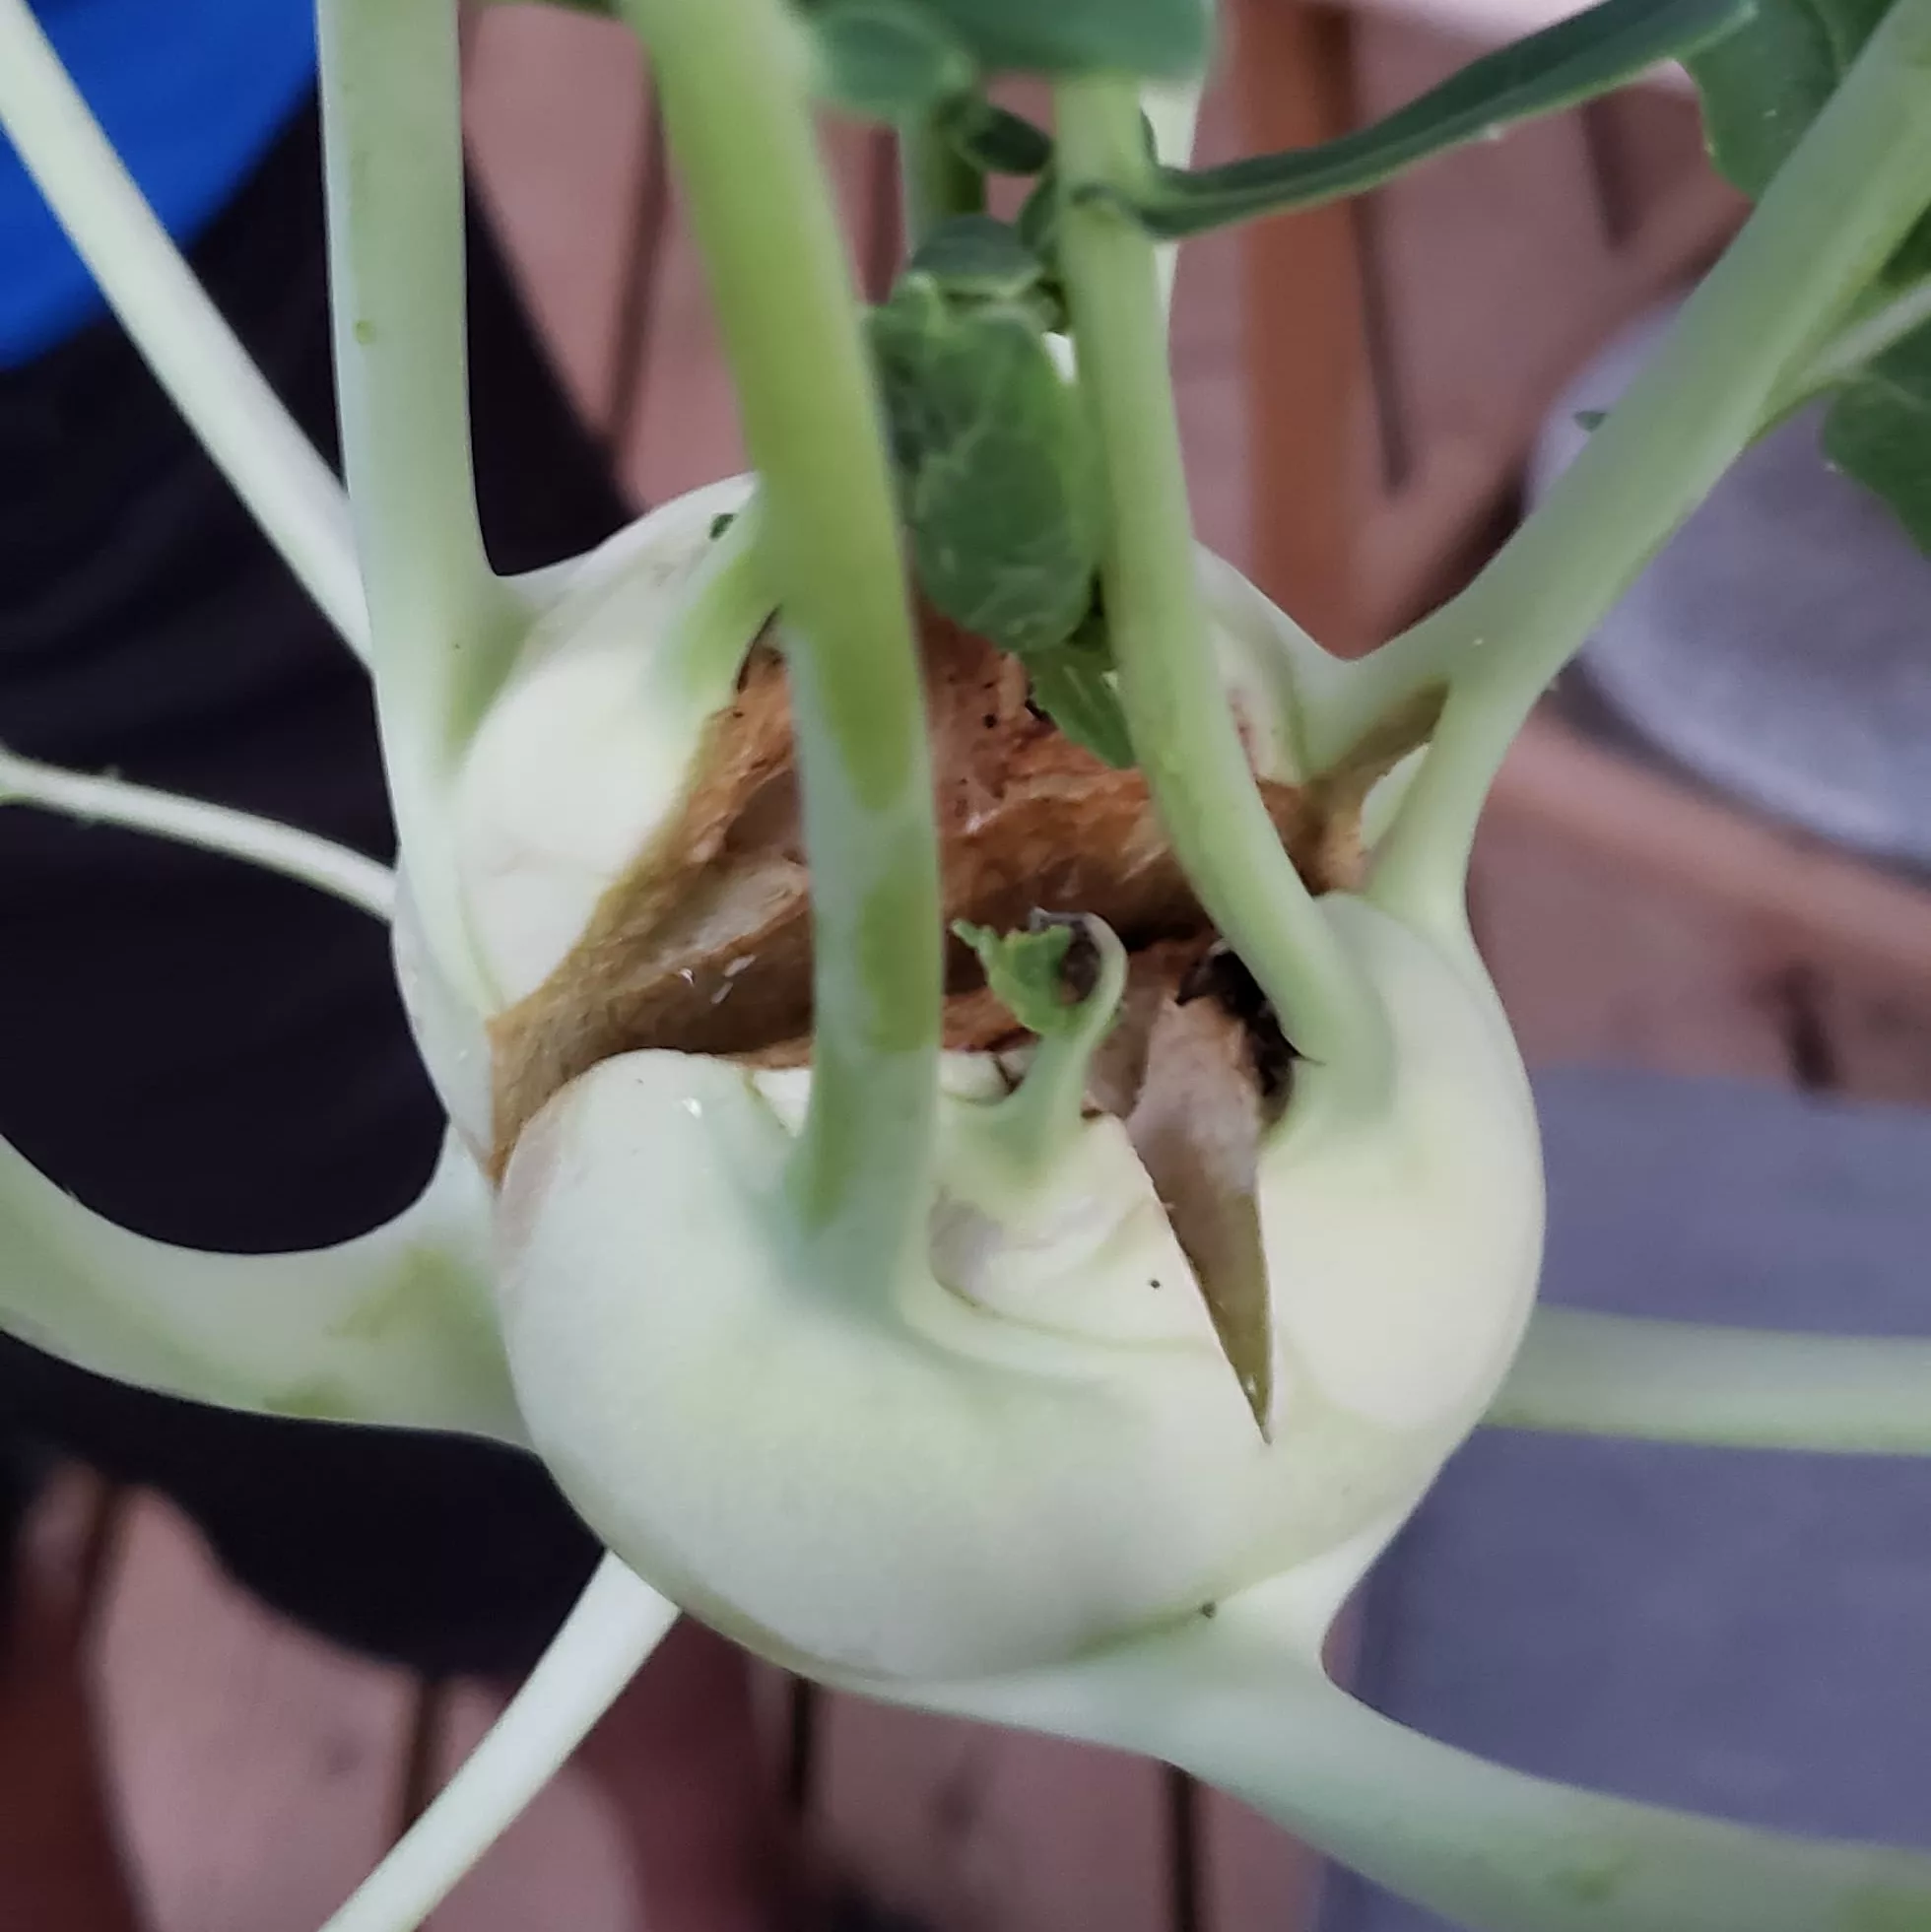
xmin=1023 ymin=613 xmax=1137 ymax=768
xmin=1026 ymin=657 xmax=1135 ymax=769
xmin=1015 ymin=167 xmax=1060 ymax=270
xmin=1822 ymin=317 xmax=1931 ymax=552
xmin=907 ymin=214 xmax=1050 ymax=304
xmin=937 ymin=95 xmax=1054 ymax=176
xmin=953 ymin=918 xmax=1087 ymax=1036
xmin=870 ymin=272 xmax=1100 ymax=660
xmin=806 ymin=1 xmax=975 ymax=118
xmin=1104 ymin=0 xmax=1753 ymax=239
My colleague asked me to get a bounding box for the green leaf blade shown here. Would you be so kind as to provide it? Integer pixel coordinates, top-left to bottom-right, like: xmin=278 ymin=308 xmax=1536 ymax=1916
xmin=1120 ymin=0 xmax=1754 ymax=238
xmin=1025 ymin=648 xmax=1137 ymax=769
xmin=807 ymin=1 xmax=977 ymax=117
xmin=1690 ymin=0 xmax=1931 ymax=544
xmin=1689 ymin=0 xmax=1931 ymax=277
xmin=953 ymin=918 xmax=1084 ymax=1036
xmin=871 ymin=270 xmax=1101 ymax=662
xmin=796 ymin=0 xmax=1211 ymax=83
xmin=1822 ymin=316 xmax=1931 ymax=551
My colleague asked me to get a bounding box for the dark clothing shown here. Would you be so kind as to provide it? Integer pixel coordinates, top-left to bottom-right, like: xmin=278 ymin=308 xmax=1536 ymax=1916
xmin=0 ymin=99 xmax=630 ymax=1677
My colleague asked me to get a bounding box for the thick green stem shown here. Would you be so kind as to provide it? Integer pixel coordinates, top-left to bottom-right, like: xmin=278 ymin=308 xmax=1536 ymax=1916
xmin=909 ymin=1578 xmax=1931 ymax=1932
xmin=0 ymin=0 xmax=367 ymax=656
xmin=317 ymin=0 xmax=527 ymax=1001
xmin=1783 ymin=270 xmax=1931 ymax=402
xmin=620 ymin=0 xmax=942 ymax=1294
xmin=1054 ymin=80 xmax=1389 ymax=1096
xmin=0 ymin=1134 xmax=518 ymax=1443
xmin=1492 ymin=1307 xmax=1931 ymax=1455
xmin=1318 ymin=0 xmax=1931 ymax=928
xmin=900 ymin=112 xmax=986 ymax=251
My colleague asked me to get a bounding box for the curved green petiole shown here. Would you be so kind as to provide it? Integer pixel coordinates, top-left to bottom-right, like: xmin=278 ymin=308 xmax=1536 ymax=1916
xmin=1308 ymin=0 xmax=1931 ymax=934
xmin=1492 ymin=1307 xmax=1931 ymax=1456
xmin=317 ymin=0 xmax=531 ymax=1011
xmin=1109 ymin=0 xmax=1749 ymax=241
xmin=617 ymin=0 xmax=944 ymax=1303
xmin=0 ymin=746 xmax=396 ymax=921
xmin=318 ymin=1555 xmax=678 ymax=1932
xmin=0 ymin=1130 xmax=518 ymax=1443
xmin=953 ymin=914 xmax=1129 ymax=1180
xmin=905 ymin=1570 xmax=1931 ymax=1932
xmin=0 ymin=736 xmax=513 ymax=1437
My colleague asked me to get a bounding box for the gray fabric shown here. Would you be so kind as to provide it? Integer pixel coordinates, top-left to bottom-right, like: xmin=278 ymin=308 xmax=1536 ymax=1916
xmin=1532 ymin=313 xmax=1931 ymax=870
xmin=1322 ymin=1068 xmax=1931 ymax=1932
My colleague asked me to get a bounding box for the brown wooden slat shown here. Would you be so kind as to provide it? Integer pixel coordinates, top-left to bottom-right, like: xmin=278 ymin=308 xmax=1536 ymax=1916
xmin=1357 ymin=169 xmax=1744 ymax=640
xmin=464 ymin=5 xmax=654 ymax=438
xmin=816 ymin=1700 xmax=1169 ymax=1932
xmin=1355 ymin=24 xmax=1626 ymax=462
xmin=1799 ymin=971 xmax=1931 ymax=1102
xmin=1347 ymin=16 xmax=1744 ymax=641
xmin=1231 ymin=0 xmax=1377 ymax=649
xmin=425 ymin=1680 xmax=646 ymax=1932
xmin=92 ymin=1494 xmax=415 ymax=1932
xmin=1203 ymin=1796 xmax=1324 ymax=1932
xmin=1168 ymin=59 xmax=1260 ymax=575
xmin=1472 ymin=812 xmax=1796 ymax=1078
xmin=1190 ymin=16 xmax=1369 ymax=1927
xmin=1484 ymin=721 xmax=1931 ymax=1099
xmin=1580 ymin=88 xmax=1716 ymax=249
xmin=0 ymin=1468 xmax=141 ymax=1932
xmin=619 ymin=173 xmax=746 ymax=505
xmin=1487 ymin=714 xmax=1931 ymax=989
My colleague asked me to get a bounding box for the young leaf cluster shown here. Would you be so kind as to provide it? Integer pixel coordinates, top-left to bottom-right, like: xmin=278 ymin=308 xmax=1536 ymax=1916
xmin=868 ymin=216 xmax=1134 ymax=765
xmin=953 ymin=914 xmax=1092 ymax=1036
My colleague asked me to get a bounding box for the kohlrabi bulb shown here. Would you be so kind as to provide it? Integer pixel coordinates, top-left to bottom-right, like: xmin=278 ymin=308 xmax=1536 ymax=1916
xmin=495 ymin=898 xmax=1541 ymax=1681
xmin=403 ymin=477 xmax=1545 ymax=1685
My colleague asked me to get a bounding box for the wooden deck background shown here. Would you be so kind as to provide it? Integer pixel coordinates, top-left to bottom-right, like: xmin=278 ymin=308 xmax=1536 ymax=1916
xmin=8 ymin=4 xmax=1931 ymax=1929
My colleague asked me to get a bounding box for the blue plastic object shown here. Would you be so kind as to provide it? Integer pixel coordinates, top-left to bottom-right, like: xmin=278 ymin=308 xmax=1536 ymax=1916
xmin=1 ymin=0 xmax=315 ymax=366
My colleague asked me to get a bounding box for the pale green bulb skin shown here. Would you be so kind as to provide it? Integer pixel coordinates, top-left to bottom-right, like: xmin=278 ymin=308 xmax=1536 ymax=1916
xmin=494 ymin=898 xmax=1543 ymax=1682
xmin=407 ymin=482 xmax=1543 ymax=1680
